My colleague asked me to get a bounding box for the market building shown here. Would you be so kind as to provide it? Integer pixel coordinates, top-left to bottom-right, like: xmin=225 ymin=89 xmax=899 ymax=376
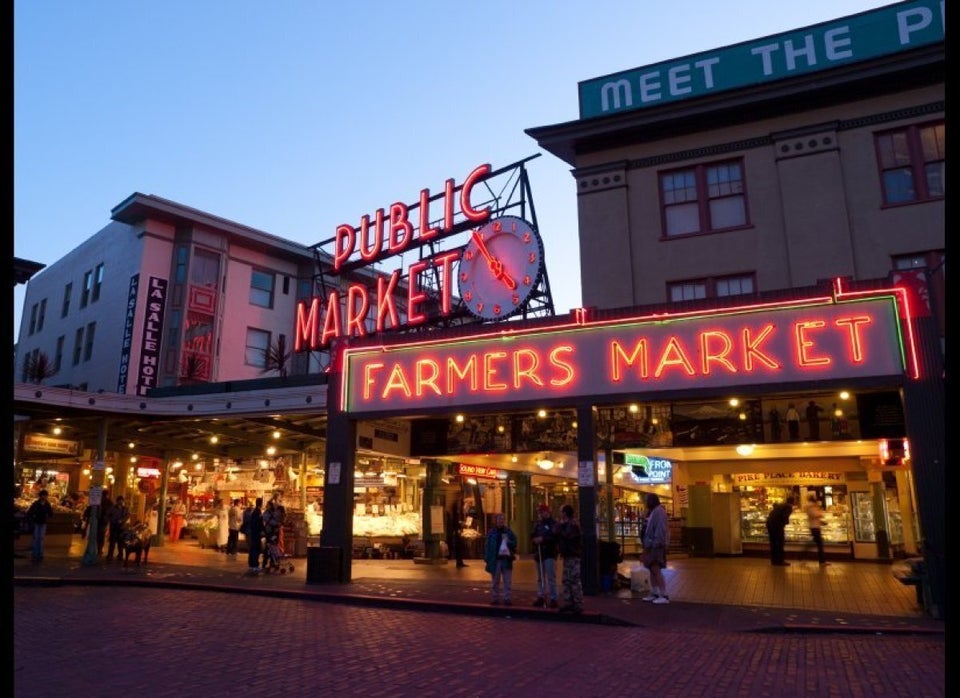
xmin=14 ymin=0 xmax=944 ymax=617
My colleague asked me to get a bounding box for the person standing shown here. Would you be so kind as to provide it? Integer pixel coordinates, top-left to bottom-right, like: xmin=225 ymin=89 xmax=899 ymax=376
xmin=226 ymin=498 xmax=243 ymax=557
xmin=530 ymin=504 xmax=559 ymax=608
xmin=805 ymin=494 xmax=830 ymax=567
xmin=805 ymin=400 xmax=824 ymax=440
xmin=556 ymin=504 xmax=584 ymax=614
xmin=96 ymin=491 xmax=113 ymax=557
xmin=785 ymin=403 xmax=801 ymax=441
xmin=246 ymin=497 xmax=264 ymax=575
xmin=641 ymin=493 xmax=671 ymax=604
xmin=27 ymin=489 xmax=54 ymax=562
xmin=106 ymin=496 xmax=130 ymax=561
xmin=169 ymin=498 xmax=187 ymax=543
xmin=450 ymin=503 xmax=467 ymax=568
xmin=483 ymin=513 xmax=517 ymax=605
xmin=766 ymin=496 xmax=795 ymax=566
xmin=768 ymin=407 xmax=782 ymax=442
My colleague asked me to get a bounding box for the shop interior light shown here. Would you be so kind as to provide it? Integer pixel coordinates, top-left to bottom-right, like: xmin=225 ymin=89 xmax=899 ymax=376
xmin=497 ymin=425 xmax=505 ymax=433
xmin=191 ymin=453 xmax=199 ymax=460
xmin=738 ymin=412 xmax=747 ymax=421
xmin=834 ymin=407 xmax=844 ymax=417
xmin=572 ymin=421 xmax=578 ymax=428
xmin=129 ymin=456 xmax=137 ymax=463
xmin=105 ymin=466 xmax=113 ymax=474
xmin=651 ymin=418 xmax=658 ymax=425
xmin=273 ymin=430 xmax=282 ymax=439
xmin=266 ymin=446 xmax=277 ymax=456
xmin=537 ymin=459 xmax=555 ymax=471
xmin=511 ymin=455 xmax=518 ymax=463
xmin=736 ymin=444 xmax=755 ymax=456
xmin=455 ymin=414 xmax=465 ymax=423
xmin=467 ymin=478 xmax=478 ymax=485
xmin=82 ymin=467 xmax=90 ymax=476
xmin=839 ymin=390 xmax=851 ymax=400
xmin=194 ymin=462 xmax=202 ymax=471
xmin=729 ymin=398 xmax=740 ymax=407
xmin=628 ymin=404 xmax=639 ymax=413
xmin=209 ymin=435 xmax=219 ymax=444
xmin=538 ymin=409 xmax=547 ymax=418
xmin=128 ymin=442 xmax=135 ymax=449
xmin=53 ymin=426 xmax=62 ymax=435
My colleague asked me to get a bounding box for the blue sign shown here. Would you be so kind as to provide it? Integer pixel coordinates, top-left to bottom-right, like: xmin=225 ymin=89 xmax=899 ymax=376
xmin=579 ymin=0 xmax=944 ymax=119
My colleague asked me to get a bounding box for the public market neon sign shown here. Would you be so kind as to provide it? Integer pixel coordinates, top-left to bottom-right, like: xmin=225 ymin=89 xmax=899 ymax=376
xmin=295 ymin=164 xmax=492 ymax=351
xmin=341 ymin=291 xmax=910 ymax=414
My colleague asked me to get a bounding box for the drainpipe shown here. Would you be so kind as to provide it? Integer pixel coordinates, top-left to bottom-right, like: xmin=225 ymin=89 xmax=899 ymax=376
xmin=81 ymin=418 xmax=108 ymax=565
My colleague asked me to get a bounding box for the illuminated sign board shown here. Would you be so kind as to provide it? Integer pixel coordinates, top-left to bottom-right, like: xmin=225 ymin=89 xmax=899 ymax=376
xmin=23 ymin=434 xmax=80 ymax=456
xmin=295 ymin=164 xmax=493 ymax=351
xmin=457 ymin=463 xmax=503 ymax=480
xmin=342 ymin=291 xmax=909 ymax=415
xmin=623 ymin=454 xmax=672 ymax=485
xmin=579 ymin=0 xmax=943 ymax=119
xmin=136 ymin=467 xmax=162 ymax=479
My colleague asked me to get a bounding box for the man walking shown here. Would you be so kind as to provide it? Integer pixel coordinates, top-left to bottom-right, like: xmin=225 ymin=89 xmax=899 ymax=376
xmin=27 ymin=489 xmax=54 ymax=562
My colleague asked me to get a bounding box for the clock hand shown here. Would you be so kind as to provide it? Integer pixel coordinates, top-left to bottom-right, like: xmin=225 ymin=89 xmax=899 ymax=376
xmin=471 ymin=231 xmax=518 ymax=290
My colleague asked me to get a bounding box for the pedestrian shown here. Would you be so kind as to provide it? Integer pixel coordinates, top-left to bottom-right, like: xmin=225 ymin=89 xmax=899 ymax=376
xmin=246 ymin=497 xmax=264 ymax=574
xmin=640 ymin=492 xmax=671 ymax=604
xmin=26 ymin=489 xmax=54 ymax=562
xmin=226 ymin=498 xmax=243 ymax=557
xmin=805 ymin=493 xmax=830 ymax=567
xmin=451 ymin=503 xmax=467 ymax=568
xmin=785 ymin=403 xmax=801 ymax=441
xmin=806 ymin=400 xmax=823 ymax=440
xmin=556 ymin=504 xmax=584 ymax=614
xmin=483 ymin=513 xmax=517 ymax=605
xmin=768 ymin=407 xmax=781 ymax=442
xmin=169 ymin=498 xmax=187 ymax=543
xmin=530 ymin=503 xmax=559 ymax=608
xmin=766 ymin=496 xmax=795 ymax=566
xmin=106 ymin=496 xmax=130 ymax=561
xmin=94 ymin=490 xmax=113 ymax=557
xmin=262 ymin=498 xmax=282 ymax=570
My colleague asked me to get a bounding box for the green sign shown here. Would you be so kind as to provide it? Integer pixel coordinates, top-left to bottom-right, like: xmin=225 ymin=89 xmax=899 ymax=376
xmin=579 ymin=0 xmax=944 ymax=119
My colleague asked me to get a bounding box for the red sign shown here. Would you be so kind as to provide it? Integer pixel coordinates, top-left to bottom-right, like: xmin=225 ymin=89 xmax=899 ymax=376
xmin=296 ymin=164 xmax=492 ymax=351
xmin=342 ymin=293 xmax=908 ymax=414
xmin=457 ymin=464 xmax=502 ymax=480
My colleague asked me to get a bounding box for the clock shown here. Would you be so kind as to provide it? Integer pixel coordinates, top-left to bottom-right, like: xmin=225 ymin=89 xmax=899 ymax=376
xmin=458 ymin=215 xmax=544 ymax=321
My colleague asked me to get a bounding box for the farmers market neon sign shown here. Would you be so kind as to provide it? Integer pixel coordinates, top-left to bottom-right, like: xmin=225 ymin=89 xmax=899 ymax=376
xmin=341 ymin=289 xmax=911 ymax=414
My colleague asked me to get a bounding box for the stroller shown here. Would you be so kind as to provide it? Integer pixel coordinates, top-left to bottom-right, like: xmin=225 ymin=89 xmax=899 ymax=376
xmin=262 ymin=532 xmax=294 ymax=575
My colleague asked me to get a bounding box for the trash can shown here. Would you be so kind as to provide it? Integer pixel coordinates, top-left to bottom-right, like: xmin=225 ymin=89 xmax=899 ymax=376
xmin=307 ymin=546 xmax=342 ymax=584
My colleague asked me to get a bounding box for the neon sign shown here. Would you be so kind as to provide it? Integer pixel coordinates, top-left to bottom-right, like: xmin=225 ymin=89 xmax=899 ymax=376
xmin=342 ymin=294 xmax=907 ymax=414
xmin=457 ymin=463 xmax=501 ymax=480
xmin=623 ymin=453 xmax=672 ymax=484
xmin=295 ymin=164 xmax=493 ymax=351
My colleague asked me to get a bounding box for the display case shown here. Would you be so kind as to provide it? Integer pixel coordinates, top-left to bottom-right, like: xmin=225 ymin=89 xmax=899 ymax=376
xmin=739 ymin=487 xmax=851 ymax=544
xmin=851 ymin=491 xmax=882 ymax=542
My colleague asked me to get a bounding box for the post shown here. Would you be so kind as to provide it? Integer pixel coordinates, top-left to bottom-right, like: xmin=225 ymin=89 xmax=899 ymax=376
xmin=82 ymin=418 xmax=108 ymax=565
xmin=576 ymin=404 xmax=599 ymax=595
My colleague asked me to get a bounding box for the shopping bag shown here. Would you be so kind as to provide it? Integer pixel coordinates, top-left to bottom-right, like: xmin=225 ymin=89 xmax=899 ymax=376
xmin=630 ymin=566 xmax=651 ymax=594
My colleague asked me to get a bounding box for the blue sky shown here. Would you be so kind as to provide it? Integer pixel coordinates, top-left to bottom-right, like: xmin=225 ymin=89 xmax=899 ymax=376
xmin=13 ymin=0 xmax=892 ymax=337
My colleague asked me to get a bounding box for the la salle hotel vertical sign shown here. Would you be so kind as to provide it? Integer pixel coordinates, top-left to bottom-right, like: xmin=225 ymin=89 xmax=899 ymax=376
xmin=341 ymin=292 xmax=911 ymax=415
xmin=135 ymin=276 xmax=168 ymax=396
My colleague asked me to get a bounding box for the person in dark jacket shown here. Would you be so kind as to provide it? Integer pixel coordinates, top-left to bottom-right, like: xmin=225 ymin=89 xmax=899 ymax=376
xmin=27 ymin=489 xmax=55 ymax=562
xmin=106 ymin=496 xmax=130 ymax=561
xmin=483 ymin=513 xmax=517 ymax=605
xmin=556 ymin=504 xmax=584 ymax=614
xmin=766 ymin=496 xmax=795 ymax=566
xmin=531 ymin=504 xmax=559 ymax=608
xmin=246 ymin=498 xmax=264 ymax=575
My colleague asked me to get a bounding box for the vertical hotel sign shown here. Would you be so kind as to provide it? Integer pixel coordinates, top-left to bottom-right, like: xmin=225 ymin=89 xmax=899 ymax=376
xmin=136 ymin=276 xmax=168 ymax=396
xmin=116 ymin=274 xmax=139 ymax=393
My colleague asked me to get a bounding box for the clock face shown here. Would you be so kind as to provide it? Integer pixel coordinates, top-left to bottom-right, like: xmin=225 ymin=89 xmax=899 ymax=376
xmin=458 ymin=215 xmax=544 ymax=321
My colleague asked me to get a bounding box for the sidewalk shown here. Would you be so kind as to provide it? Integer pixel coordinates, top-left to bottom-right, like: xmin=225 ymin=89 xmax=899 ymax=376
xmin=13 ymin=537 xmax=943 ymax=635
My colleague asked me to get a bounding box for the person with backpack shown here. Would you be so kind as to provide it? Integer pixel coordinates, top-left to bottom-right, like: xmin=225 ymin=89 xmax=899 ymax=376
xmin=766 ymin=496 xmax=796 ymax=566
xmin=27 ymin=489 xmax=55 ymax=562
xmin=226 ymin=499 xmax=243 ymax=558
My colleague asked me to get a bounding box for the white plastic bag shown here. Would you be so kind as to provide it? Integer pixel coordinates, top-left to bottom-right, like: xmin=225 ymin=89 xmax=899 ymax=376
xmin=630 ymin=566 xmax=651 ymax=594
xmin=498 ymin=535 xmax=510 ymax=557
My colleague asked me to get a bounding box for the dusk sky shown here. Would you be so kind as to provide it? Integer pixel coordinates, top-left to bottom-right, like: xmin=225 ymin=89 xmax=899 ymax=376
xmin=14 ymin=0 xmax=891 ymax=337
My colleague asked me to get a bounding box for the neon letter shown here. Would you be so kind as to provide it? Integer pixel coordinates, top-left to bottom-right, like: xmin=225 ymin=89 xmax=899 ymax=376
xmin=387 ymin=202 xmax=412 ymax=254
xmin=333 ymin=224 xmax=355 ymax=271
xmin=795 ymin=320 xmax=831 ymax=367
xmin=376 ymin=271 xmax=401 ymax=332
xmin=834 ymin=315 xmax=873 ymax=363
xmin=460 ymin=164 xmax=491 ymax=222
xmin=382 ymin=363 xmax=412 ymax=399
xmin=294 ymin=297 xmax=320 ymax=352
xmin=345 ymin=285 xmax=370 ymax=338
xmin=362 ymin=362 xmax=385 ymax=401
xmin=699 ymin=330 xmax=737 ymax=374
xmin=415 ymin=359 xmax=442 ymax=396
xmin=483 ymin=351 xmax=509 ymax=391
xmin=513 ymin=348 xmax=543 ymax=389
xmin=406 ymin=260 xmax=429 ymax=324
xmin=419 ymin=189 xmax=439 ymax=242
xmin=742 ymin=324 xmax=780 ymax=371
xmin=359 ymin=211 xmax=384 ymax=263
xmin=319 ymin=290 xmax=342 ymax=346
xmin=610 ymin=340 xmax=649 ymax=382
xmin=447 ymin=355 xmax=478 ymax=393
xmin=549 ymin=346 xmax=576 ymax=387
xmin=654 ymin=337 xmax=696 ymax=378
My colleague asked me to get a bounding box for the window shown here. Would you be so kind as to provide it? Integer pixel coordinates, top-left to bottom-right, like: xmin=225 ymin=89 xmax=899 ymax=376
xmin=61 ymin=283 xmax=72 ymax=318
xmin=250 ymin=269 xmax=275 ymax=308
xmin=28 ymin=303 xmax=38 ymax=335
xmin=80 ymin=270 xmax=93 ymax=308
xmin=91 ymin=263 xmax=104 ymax=302
xmin=245 ymin=328 xmax=271 ymax=368
xmin=72 ymin=327 xmax=84 ymax=366
xmin=876 ymin=121 xmax=944 ymax=205
xmin=36 ymin=299 xmax=46 ymax=333
xmin=668 ymin=273 xmax=756 ymax=302
xmin=660 ymin=159 xmax=747 ymax=237
xmin=54 ymin=335 xmax=65 ymax=373
xmin=83 ymin=322 xmax=96 ymax=362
